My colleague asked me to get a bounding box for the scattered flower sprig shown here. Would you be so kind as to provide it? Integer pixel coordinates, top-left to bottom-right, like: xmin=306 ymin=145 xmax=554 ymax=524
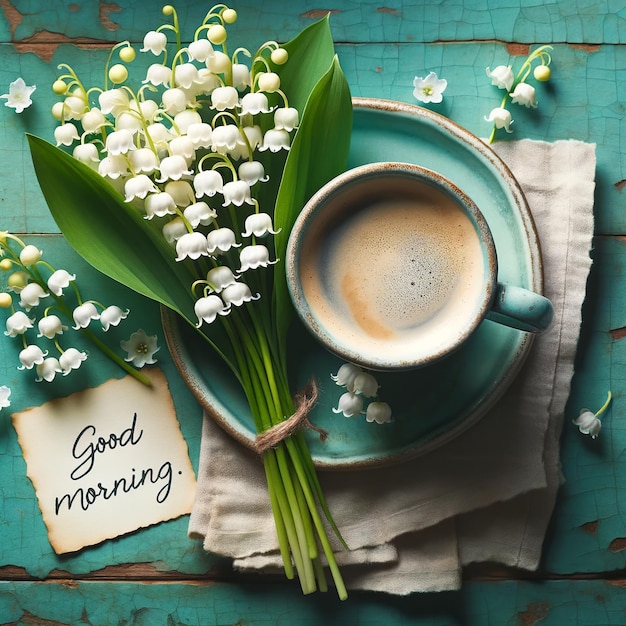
xmin=331 ymin=362 xmax=392 ymax=424
xmin=0 ymin=232 xmax=153 ymax=385
xmin=413 ymin=71 xmax=447 ymax=104
xmin=485 ymin=45 xmax=553 ymax=143
xmin=1 ymin=77 xmax=36 ymax=113
xmin=573 ymin=391 xmax=611 ymax=439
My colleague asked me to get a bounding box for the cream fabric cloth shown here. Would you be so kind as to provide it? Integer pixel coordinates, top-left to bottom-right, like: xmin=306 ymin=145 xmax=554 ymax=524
xmin=188 ymin=139 xmax=596 ymax=594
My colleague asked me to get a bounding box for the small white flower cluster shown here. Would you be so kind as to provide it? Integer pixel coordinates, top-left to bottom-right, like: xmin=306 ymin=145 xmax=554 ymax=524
xmin=51 ymin=4 xmax=297 ymax=328
xmin=331 ymin=362 xmax=392 ymax=424
xmin=0 ymin=234 xmax=147 ymax=382
xmin=484 ymin=45 xmax=553 ymax=143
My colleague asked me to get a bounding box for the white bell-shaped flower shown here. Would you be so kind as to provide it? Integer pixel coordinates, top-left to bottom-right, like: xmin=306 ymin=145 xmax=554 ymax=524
xmin=187 ymin=122 xmax=213 ymax=148
xmin=238 ymin=161 xmax=268 ymax=185
xmin=174 ymin=110 xmax=203 ymax=134
xmin=206 ymin=266 xmax=238 ymax=292
xmin=18 ymin=344 xmax=48 ymax=370
xmin=187 ymin=38 xmax=214 ymax=62
xmin=206 ymin=227 xmax=241 ymax=254
xmin=194 ymin=294 xmax=230 ymax=326
xmin=47 ymin=269 xmax=76 ymax=296
xmin=106 ymin=128 xmax=135 ymax=155
xmin=5 ymin=311 xmax=34 ymax=337
xmin=175 ymin=231 xmax=209 ymax=261
xmin=232 ymin=63 xmax=251 ymax=91
xmin=72 ymin=302 xmax=100 ymax=329
xmin=484 ymin=107 xmax=513 ymax=132
xmin=62 ymin=95 xmax=86 ymax=120
xmin=206 ymin=50 xmax=231 ymax=74
xmin=37 ymin=314 xmax=68 ymax=339
xmin=98 ymin=154 xmax=130 ymax=179
xmin=365 ymin=401 xmax=393 ymax=424
xmin=54 ymin=123 xmax=79 ymax=146
xmin=141 ymin=63 xmax=172 ymax=87
xmin=59 ymin=347 xmax=88 ymax=375
xmin=510 ymin=82 xmax=538 ymax=108
xmin=161 ymin=87 xmax=190 ymax=115
xmin=100 ymin=305 xmax=130 ymax=331
xmin=98 ymin=88 xmax=130 ymax=116
xmin=164 ymin=180 xmax=195 ymax=207
xmin=162 ymin=217 xmax=187 ymax=244
xmin=353 ymin=372 xmax=379 ymax=398
xmin=141 ymin=30 xmax=168 ymax=55
xmin=129 ymin=148 xmax=159 ymax=174
xmin=73 ymin=143 xmax=100 ymax=169
xmin=173 ymin=63 xmax=200 ymax=89
xmin=259 ymin=128 xmax=291 ymax=152
xmin=211 ymin=86 xmax=239 ymax=111
xmin=142 ymin=189 xmax=175 ymax=216
xmin=238 ymin=245 xmax=277 ymax=272
xmin=36 ymin=357 xmax=63 ymax=383
xmin=19 ymin=282 xmax=49 ymax=310
xmin=239 ymin=92 xmax=273 ymax=116
xmin=193 ymin=169 xmax=223 ymax=197
xmin=274 ymin=107 xmax=299 ymax=131
xmin=332 ymin=391 xmax=363 ymax=417
xmin=169 ymin=135 xmax=195 ymax=161
xmin=194 ymin=68 xmax=221 ymax=94
xmin=183 ymin=202 xmax=217 ymax=228
xmin=146 ymin=122 xmax=173 ymax=148
xmin=81 ymin=108 xmax=106 ymax=133
xmin=331 ymin=362 xmax=362 ymax=391
xmin=486 ymin=65 xmax=514 ymax=91
xmin=222 ymin=180 xmax=253 ymax=207
xmin=156 ymin=155 xmax=192 ymax=182
xmin=211 ymin=125 xmax=241 ymax=154
xmin=221 ymin=282 xmax=260 ymax=306
xmin=241 ymin=212 xmax=280 ymax=238
xmin=134 ymin=98 xmax=159 ymax=121
xmin=125 ymin=174 xmax=158 ymax=202
xmin=116 ymin=111 xmax=143 ymax=133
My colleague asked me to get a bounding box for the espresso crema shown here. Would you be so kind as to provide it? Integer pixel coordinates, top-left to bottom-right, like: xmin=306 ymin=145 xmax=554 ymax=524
xmin=299 ymin=185 xmax=488 ymax=362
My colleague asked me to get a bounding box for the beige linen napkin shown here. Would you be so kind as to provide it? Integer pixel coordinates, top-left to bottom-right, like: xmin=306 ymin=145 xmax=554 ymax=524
xmin=188 ymin=139 xmax=596 ymax=594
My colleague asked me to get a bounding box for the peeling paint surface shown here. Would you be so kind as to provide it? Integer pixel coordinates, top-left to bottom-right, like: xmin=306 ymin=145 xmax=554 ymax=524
xmin=1 ymin=0 xmax=626 ymax=622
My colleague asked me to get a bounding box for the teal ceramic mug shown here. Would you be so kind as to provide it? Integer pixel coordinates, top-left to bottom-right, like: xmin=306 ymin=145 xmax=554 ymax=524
xmin=285 ymin=162 xmax=554 ymax=371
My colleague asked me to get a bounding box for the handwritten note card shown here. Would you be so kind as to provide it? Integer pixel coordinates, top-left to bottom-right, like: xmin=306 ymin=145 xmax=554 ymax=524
xmin=12 ymin=368 xmax=197 ymax=554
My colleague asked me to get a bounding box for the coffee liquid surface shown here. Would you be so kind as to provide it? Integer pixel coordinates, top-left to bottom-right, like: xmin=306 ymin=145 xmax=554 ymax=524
xmin=300 ymin=188 xmax=487 ymax=363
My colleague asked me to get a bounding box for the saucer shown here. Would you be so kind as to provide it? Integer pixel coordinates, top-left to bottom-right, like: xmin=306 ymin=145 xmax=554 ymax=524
xmin=162 ymin=97 xmax=543 ymax=469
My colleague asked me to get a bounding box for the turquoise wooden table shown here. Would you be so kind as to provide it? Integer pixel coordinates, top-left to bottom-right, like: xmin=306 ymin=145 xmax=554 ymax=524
xmin=1 ymin=1 xmax=626 ymax=623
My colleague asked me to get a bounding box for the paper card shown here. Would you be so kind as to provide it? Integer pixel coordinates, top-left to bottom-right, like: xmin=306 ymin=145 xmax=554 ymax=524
xmin=12 ymin=368 xmax=197 ymax=554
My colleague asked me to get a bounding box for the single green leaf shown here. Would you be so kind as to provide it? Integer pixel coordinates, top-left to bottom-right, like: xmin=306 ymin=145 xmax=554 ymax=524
xmin=27 ymin=134 xmax=197 ymax=326
xmin=272 ymin=55 xmax=353 ymax=350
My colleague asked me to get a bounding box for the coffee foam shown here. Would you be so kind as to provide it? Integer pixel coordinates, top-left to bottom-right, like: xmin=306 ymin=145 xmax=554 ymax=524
xmin=298 ymin=178 xmax=488 ymax=364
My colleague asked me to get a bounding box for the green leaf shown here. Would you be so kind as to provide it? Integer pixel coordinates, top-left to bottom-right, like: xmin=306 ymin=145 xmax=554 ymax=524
xmin=26 ymin=134 xmax=197 ymax=326
xmin=272 ymin=55 xmax=353 ymax=350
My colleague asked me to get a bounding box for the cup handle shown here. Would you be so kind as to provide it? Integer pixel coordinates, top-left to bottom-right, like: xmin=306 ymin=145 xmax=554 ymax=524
xmin=486 ymin=283 xmax=554 ymax=333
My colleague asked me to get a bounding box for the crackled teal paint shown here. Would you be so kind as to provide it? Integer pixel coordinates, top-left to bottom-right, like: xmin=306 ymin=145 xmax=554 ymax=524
xmin=2 ymin=0 xmax=626 ymax=622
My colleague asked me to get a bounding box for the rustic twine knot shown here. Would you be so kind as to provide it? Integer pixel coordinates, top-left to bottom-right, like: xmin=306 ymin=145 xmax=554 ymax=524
xmin=254 ymin=379 xmax=328 ymax=454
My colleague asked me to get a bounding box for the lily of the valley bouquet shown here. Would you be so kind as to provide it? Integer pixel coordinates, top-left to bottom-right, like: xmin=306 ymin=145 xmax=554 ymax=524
xmin=27 ymin=4 xmax=352 ymax=598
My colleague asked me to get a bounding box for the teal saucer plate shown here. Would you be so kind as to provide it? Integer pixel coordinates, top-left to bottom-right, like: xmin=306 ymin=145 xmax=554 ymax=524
xmin=162 ymin=97 xmax=543 ymax=470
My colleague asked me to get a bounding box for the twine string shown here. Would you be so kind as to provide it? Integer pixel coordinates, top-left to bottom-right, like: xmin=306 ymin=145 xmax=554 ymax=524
xmin=254 ymin=379 xmax=327 ymax=454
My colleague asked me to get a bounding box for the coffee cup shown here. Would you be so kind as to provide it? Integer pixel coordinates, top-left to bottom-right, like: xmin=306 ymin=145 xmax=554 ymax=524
xmin=285 ymin=162 xmax=553 ymax=371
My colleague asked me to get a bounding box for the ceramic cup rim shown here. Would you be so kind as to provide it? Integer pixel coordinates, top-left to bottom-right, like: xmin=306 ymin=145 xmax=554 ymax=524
xmin=285 ymin=161 xmax=498 ymax=371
